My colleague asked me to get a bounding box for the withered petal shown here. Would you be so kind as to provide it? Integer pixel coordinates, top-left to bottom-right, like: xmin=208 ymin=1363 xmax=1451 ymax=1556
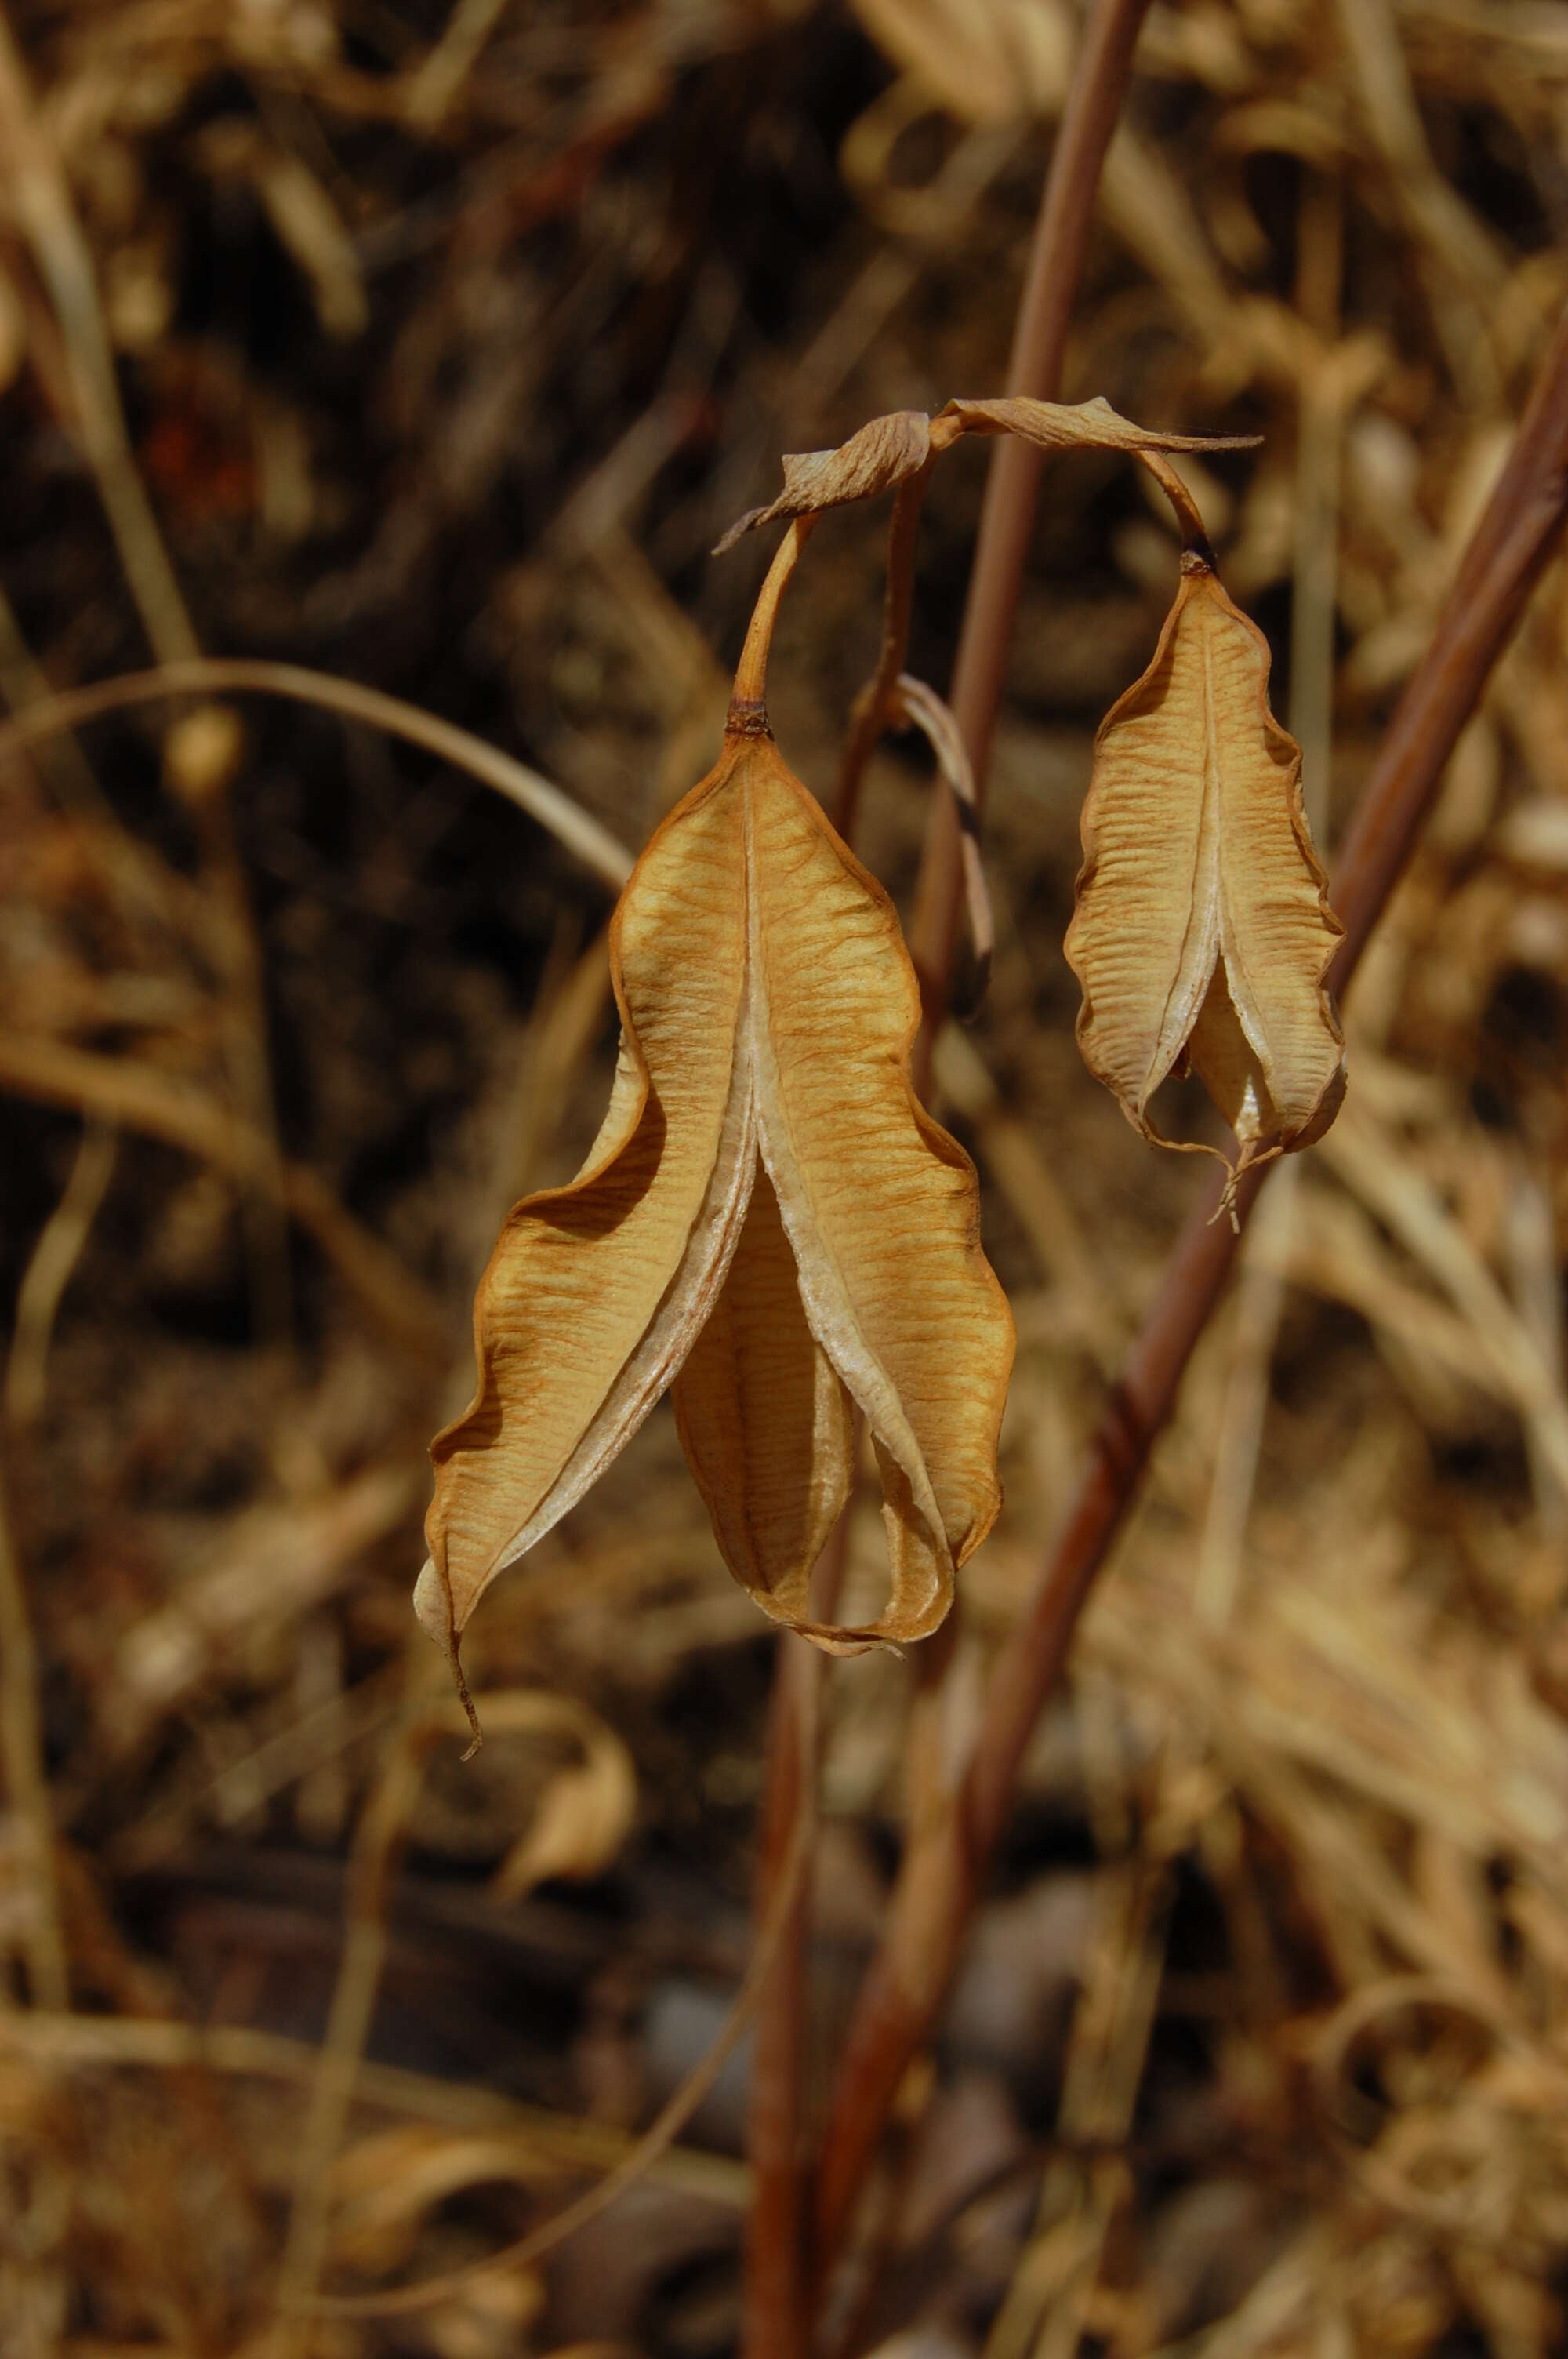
xmin=671 ymin=1161 xmax=856 ymax=1636
xmin=416 ymin=748 xmax=755 ymax=1655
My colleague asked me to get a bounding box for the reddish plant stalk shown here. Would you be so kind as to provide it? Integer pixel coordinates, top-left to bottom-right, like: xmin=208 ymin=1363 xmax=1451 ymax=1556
xmin=743 ymin=10 xmax=1158 ymax=2339
xmin=907 ymin=0 xmax=1155 ymax=1021
xmin=812 ymin=297 xmax=1568 ymax=2280
xmin=742 ymin=1516 xmax=850 ymax=2357
xmin=743 ymin=1635 xmax=818 ymax=2355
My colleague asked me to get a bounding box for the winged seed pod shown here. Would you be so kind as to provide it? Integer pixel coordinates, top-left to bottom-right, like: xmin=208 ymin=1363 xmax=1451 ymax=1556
xmin=1065 ymin=549 xmax=1345 ymax=1201
xmin=418 ymin=543 xmax=1014 ymax=1680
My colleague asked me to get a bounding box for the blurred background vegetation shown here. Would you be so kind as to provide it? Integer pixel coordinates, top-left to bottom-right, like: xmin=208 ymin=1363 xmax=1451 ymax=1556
xmin=3 ymin=1 xmax=1568 ymax=2352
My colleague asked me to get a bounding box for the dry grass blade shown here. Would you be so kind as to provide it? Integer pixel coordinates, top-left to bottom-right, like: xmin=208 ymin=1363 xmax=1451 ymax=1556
xmin=310 ymin=1812 xmax=811 ymax=2321
xmin=273 ymin=1685 xmax=637 ymax=2339
xmin=891 ymin=674 xmax=994 ymax=994
xmin=0 ymin=659 xmax=635 ymax=894
xmin=4 ymin=1116 xmax=117 ymax=1427
xmin=0 ymin=1030 xmax=445 ymax=1359
xmin=0 ymin=1461 xmax=67 ymax=2012
xmin=0 ymin=11 xmax=198 ymax=669
xmin=0 ymin=2017 xmax=744 ymax=2205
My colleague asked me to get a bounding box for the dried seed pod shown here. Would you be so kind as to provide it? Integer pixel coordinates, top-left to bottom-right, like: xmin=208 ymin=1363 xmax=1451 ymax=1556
xmin=1065 ymin=551 xmax=1345 ymax=1197
xmin=419 ymin=725 xmax=1015 ymax=1667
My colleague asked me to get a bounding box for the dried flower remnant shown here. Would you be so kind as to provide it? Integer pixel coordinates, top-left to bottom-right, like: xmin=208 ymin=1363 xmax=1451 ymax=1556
xmin=419 ymin=393 xmax=1276 ymax=1717
xmin=419 ymin=525 xmax=1015 ymax=1697
xmin=1065 ymin=548 xmax=1345 ymax=1208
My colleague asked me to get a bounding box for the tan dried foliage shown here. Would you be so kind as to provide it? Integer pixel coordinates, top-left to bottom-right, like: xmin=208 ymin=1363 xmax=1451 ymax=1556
xmin=1065 ymin=554 xmax=1345 ymax=1194
xmin=936 ymin=391 xmax=1256 ymax=460
xmin=717 ymin=396 xmax=1255 ymax=550
xmin=846 ymin=0 xmax=1073 ymax=125
xmin=713 ymin=409 xmax=933 ymax=551
xmin=476 ymin=1692 xmax=637 ymax=1902
xmin=419 ymin=726 xmax=1015 ymax=1660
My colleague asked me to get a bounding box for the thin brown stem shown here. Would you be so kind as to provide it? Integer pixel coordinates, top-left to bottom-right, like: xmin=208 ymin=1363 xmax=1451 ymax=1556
xmin=1136 ymin=450 xmax=1213 ymax=554
xmin=811 ymin=296 xmax=1568 ymax=2284
xmin=736 ymin=508 xmax=855 ymax=2359
xmin=743 ymin=1514 xmax=851 ymax=2359
xmin=0 ymin=1452 xmax=68 ymax=2011
xmin=834 ymin=467 xmax=935 ymax=837
xmin=906 ymin=0 xmax=1156 ymax=1030
xmin=891 ymin=675 xmax=994 ymax=998
xmin=731 ymin=517 xmax=818 ymax=724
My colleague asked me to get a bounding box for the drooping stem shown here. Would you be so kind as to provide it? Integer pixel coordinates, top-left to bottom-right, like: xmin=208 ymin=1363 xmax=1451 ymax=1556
xmin=730 ymin=515 xmax=819 ymax=728
xmin=811 ymin=293 xmax=1568 ymax=2284
xmin=1137 ymin=449 xmax=1214 ymax=557
xmin=906 ymin=0 xmax=1156 ymax=1033
xmin=834 ymin=467 xmax=935 ymax=837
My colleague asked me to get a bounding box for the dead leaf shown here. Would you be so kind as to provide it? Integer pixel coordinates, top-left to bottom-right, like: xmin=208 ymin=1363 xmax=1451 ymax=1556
xmin=419 ymin=727 xmax=1014 ymax=1659
xmin=1064 ymin=552 xmax=1345 ymax=1194
xmin=937 ymin=391 xmax=1258 ymax=461
xmin=488 ymin=1695 xmax=637 ymax=1900
xmin=714 ymin=410 xmax=933 ymax=552
xmin=717 ymin=399 xmax=1255 ymax=551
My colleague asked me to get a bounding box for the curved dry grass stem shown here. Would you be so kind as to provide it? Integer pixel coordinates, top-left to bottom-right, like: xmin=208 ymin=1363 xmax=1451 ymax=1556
xmin=834 ymin=468 xmax=935 ymax=838
xmin=4 ymin=1117 xmax=118 ymax=1428
xmin=0 ymin=15 xmax=303 ymax=1351
xmin=0 ymin=1459 xmax=68 ymax=2012
xmin=311 ymin=1809 xmax=810 ymax=2321
xmin=0 ymin=582 xmax=179 ymax=942
xmin=0 ymin=10 xmax=198 ymax=670
xmin=0 ymin=659 xmax=636 ymax=892
xmin=268 ymin=1669 xmax=532 ymax=2346
xmin=0 ymin=2012 xmax=746 ymax=2205
xmin=891 ymin=674 xmax=993 ymax=1000
xmin=0 ymin=1030 xmax=446 ymax=1360
xmin=270 ymin=1700 xmax=432 ymax=2352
